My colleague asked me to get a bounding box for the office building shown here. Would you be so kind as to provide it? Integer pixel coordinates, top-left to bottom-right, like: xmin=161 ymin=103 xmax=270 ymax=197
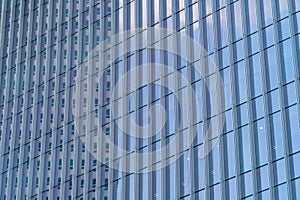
xmin=0 ymin=0 xmax=300 ymax=200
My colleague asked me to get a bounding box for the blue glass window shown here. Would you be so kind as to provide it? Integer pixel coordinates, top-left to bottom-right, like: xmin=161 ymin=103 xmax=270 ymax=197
xmin=239 ymin=126 xmax=252 ymax=172
xmin=254 ymin=119 xmax=268 ymax=166
xmin=224 ymin=132 xmax=235 ymax=178
xmin=270 ymin=112 xmax=284 ymax=160
xmin=232 ymin=1 xmax=243 ymax=41
xmin=287 ymin=105 xmax=300 ymax=153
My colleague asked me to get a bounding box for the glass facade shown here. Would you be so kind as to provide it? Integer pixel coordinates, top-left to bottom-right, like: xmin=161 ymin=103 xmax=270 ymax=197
xmin=0 ymin=0 xmax=299 ymax=200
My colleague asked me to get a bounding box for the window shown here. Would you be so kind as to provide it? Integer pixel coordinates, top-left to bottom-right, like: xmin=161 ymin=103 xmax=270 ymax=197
xmin=278 ymin=0 xmax=289 ymax=19
xmin=265 ymin=46 xmax=278 ymax=91
xmin=241 ymin=171 xmax=253 ymax=197
xmin=205 ymin=15 xmax=214 ymax=54
xmin=291 ymin=153 xmax=300 ymax=179
xmin=235 ymin=61 xmax=247 ymax=104
xmin=254 ymin=119 xmax=268 ymax=166
xmin=218 ymin=8 xmax=228 ymax=48
xmin=270 ymin=112 xmax=284 ymax=160
xmin=246 ymin=0 xmax=257 ymax=34
xmin=224 ymin=132 xmax=235 ymax=179
xmin=281 ymin=39 xmax=294 ymax=84
xmin=269 ymin=89 xmax=280 ymax=113
xmin=279 ymin=18 xmax=291 ymax=41
xmin=253 ymin=96 xmax=264 ymax=120
xmin=237 ymin=103 xmax=249 ymax=127
xmin=264 ymin=25 xmax=275 ymax=48
xmin=273 ymin=159 xmax=286 ymax=185
xmin=284 ymin=82 xmax=297 ymax=106
xmin=249 ymin=54 xmax=262 ymax=98
xmin=286 ymin=105 xmax=300 ymax=153
xmin=263 ymin=0 xmax=273 ymax=27
xmin=239 ymin=126 xmax=251 ymax=172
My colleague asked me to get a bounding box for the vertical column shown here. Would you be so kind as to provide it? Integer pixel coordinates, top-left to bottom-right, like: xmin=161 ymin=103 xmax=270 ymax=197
xmin=16 ymin=0 xmax=35 ymax=199
xmin=0 ymin=0 xmax=16 ymax=198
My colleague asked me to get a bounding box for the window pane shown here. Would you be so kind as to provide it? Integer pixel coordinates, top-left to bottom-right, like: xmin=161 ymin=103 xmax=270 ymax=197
xmin=283 ymin=82 xmax=297 ymax=107
xmin=246 ymin=0 xmax=257 ymax=34
xmin=235 ymin=61 xmax=247 ymax=103
xmin=208 ymin=139 xmax=220 ymax=185
xmin=273 ymin=159 xmax=286 ymax=185
xmin=249 ymin=54 xmax=262 ymax=97
xmin=239 ymin=126 xmax=252 ymax=172
xmin=265 ymin=47 xmax=278 ymax=91
xmin=263 ymin=0 xmax=273 ymax=26
xmin=241 ymin=171 xmax=253 ymax=197
xmin=269 ymin=89 xmax=280 ymax=114
xmin=224 ymin=132 xmax=235 ymax=179
xmin=279 ymin=18 xmax=291 ymax=41
xmin=291 ymin=153 xmax=300 ymax=179
xmin=254 ymin=119 xmax=268 ymax=166
xmin=264 ymin=25 xmax=275 ymax=48
xmin=218 ymin=8 xmax=228 ymax=48
xmin=270 ymin=112 xmax=284 ymax=160
xmin=225 ymin=178 xmax=237 ymax=200
xmin=274 ymin=183 xmax=287 ymax=199
xmin=257 ymin=165 xmax=270 ymax=191
xmin=237 ymin=103 xmax=249 ymax=127
xmin=281 ymin=40 xmax=294 ymax=84
xmin=232 ymin=1 xmax=243 ymax=40
xmin=278 ymin=0 xmax=289 ymax=19
xmin=286 ymin=105 xmax=300 ymax=153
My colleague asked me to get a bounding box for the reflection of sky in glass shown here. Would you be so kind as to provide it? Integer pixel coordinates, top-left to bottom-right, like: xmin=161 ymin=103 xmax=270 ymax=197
xmin=2 ymin=0 xmax=300 ymax=199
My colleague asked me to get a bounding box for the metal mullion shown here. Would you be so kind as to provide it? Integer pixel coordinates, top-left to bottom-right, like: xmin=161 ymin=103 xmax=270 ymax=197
xmin=225 ymin=0 xmax=241 ymax=199
xmin=240 ymin=0 xmax=259 ymax=199
xmin=39 ymin=0 xmax=57 ymax=198
xmin=108 ymin=1 xmax=117 ymax=198
xmin=47 ymin=0 xmax=63 ymax=198
xmin=211 ymin=1 xmax=231 ymax=200
xmin=150 ymin=0 xmax=164 ymax=199
xmin=15 ymin=0 xmax=36 ymax=199
xmin=238 ymin=1 xmax=254 ymax=199
xmin=159 ymin=35 xmax=168 ymax=200
xmin=60 ymin=0 xmax=74 ymax=198
xmin=0 ymin=0 xmax=2 ymax=24
xmin=284 ymin=0 xmax=300 ymax=199
xmin=196 ymin=1 xmax=209 ymax=199
xmin=0 ymin=0 xmax=8 ymax=75
xmin=172 ymin=1 xmax=181 ymax=199
xmin=204 ymin=0 xmax=218 ymax=199
xmin=0 ymin=0 xmax=13 ymax=159
xmin=22 ymin=10 xmax=38 ymax=200
xmin=72 ymin=0 xmax=85 ymax=198
xmin=147 ymin=2 xmax=154 ymax=199
xmin=271 ymin=0 xmax=293 ymax=199
xmin=184 ymin=1 xmax=197 ymax=199
xmin=287 ymin=0 xmax=300 ymax=118
xmin=287 ymin=0 xmax=300 ymax=197
xmin=96 ymin=1 xmax=108 ymax=199
xmin=133 ymin=1 xmax=141 ymax=200
xmin=83 ymin=1 xmax=94 ymax=199
xmin=0 ymin=0 xmax=8 ymax=110
xmin=255 ymin=0 xmax=276 ymax=199
xmin=6 ymin=0 xmax=25 ymax=199
xmin=126 ymin=1 xmax=139 ymax=199
xmin=159 ymin=1 xmax=168 ymax=200
xmin=0 ymin=0 xmax=16 ymax=197
xmin=219 ymin=2 xmax=234 ymax=200
xmin=95 ymin=1 xmax=104 ymax=200
xmin=146 ymin=1 xmax=154 ymax=200
xmin=121 ymin=2 xmax=130 ymax=199
xmin=215 ymin=7 xmax=223 ymax=200
xmin=27 ymin=0 xmax=47 ymax=197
